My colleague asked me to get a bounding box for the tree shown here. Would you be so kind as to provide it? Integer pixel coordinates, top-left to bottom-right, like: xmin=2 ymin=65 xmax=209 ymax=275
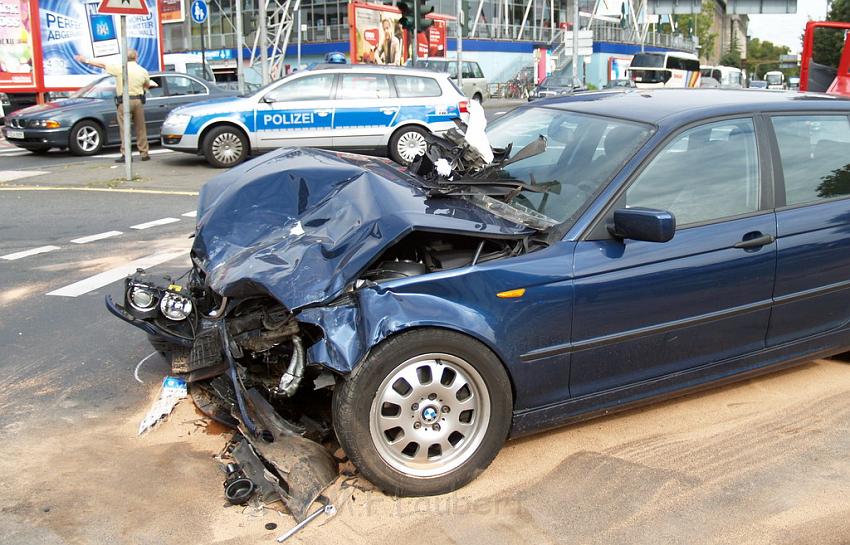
xmin=673 ymin=0 xmax=717 ymax=62
xmin=811 ymin=0 xmax=850 ymax=68
xmin=745 ymin=37 xmax=790 ymax=78
xmin=719 ymin=33 xmax=742 ymax=67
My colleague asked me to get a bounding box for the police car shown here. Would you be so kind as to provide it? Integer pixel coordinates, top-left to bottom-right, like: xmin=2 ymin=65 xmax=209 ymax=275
xmin=160 ymin=64 xmax=470 ymax=168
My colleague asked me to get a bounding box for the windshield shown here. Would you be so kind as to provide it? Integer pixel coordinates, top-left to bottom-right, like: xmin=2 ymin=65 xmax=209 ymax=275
xmin=413 ymin=60 xmax=456 ymax=74
xmin=72 ymin=77 xmax=115 ymax=99
xmin=630 ymin=53 xmax=666 ymax=68
xmin=484 ymin=107 xmax=652 ymax=225
xmin=541 ymin=74 xmax=571 ymax=87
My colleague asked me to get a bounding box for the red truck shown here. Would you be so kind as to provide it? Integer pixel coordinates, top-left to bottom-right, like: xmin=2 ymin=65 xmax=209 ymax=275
xmin=800 ymin=21 xmax=850 ymax=96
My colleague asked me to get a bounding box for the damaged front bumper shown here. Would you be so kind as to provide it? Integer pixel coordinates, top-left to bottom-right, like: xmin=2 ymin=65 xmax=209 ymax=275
xmin=107 ymin=272 xmax=339 ymax=521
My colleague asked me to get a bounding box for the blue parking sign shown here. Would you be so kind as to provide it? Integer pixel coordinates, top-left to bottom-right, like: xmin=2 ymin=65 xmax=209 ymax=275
xmin=190 ymin=0 xmax=208 ymax=24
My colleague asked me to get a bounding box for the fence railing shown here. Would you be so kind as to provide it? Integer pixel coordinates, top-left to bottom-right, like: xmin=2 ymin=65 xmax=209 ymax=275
xmin=295 ymin=21 xmax=697 ymax=56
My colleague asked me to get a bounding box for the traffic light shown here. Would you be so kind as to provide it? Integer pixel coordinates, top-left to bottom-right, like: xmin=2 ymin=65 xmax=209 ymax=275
xmin=396 ymin=1 xmax=414 ymax=31
xmin=417 ymin=0 xmax=434 ymax=32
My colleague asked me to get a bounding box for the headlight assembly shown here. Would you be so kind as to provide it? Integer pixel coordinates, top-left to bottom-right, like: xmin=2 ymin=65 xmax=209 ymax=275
xmin=128 ymin=285 xmax=157 ymax=312
xmin=163 ymin=113 xmax=192 ymax=133
xmin=160 ymin=291 xmax=193 ymax=321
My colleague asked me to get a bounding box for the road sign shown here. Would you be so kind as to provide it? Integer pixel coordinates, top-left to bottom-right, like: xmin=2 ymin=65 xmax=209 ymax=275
xmin=97 ymin=0 xmax=150 ymax=16
xmin=563 ymin=30 xmax=593 ymax=56
xmin=190 ymin=0 xmax=208 ymax=24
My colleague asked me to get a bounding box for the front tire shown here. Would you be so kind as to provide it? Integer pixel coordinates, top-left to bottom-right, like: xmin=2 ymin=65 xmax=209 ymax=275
xmin=332 ymin=329 xmax=512 ymax=496
xmin=472 ymin=92 xmax=484 ymax=103
xmin=68 ymin=121 xmax=104 ymax=156
xmin=388 ymin=125 xmax=428 ymax=166
xmin=202 ymin=125 xmax=248 ymax=168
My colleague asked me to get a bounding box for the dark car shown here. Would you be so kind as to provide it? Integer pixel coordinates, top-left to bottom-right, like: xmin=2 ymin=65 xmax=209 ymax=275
xmin=2 ymin=72 xmax=235 ymax=155
xmin=528 ymin=72 xmax=585 ymax=100
xmin=107 ymin=89 xmax=850 ymax=505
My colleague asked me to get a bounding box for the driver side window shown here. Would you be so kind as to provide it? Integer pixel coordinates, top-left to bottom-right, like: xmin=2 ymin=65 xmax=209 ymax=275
xmin=626 ymin=118 xmax=761 ymax=226
xmin=265 ymin=74 xmax=336 ymax=102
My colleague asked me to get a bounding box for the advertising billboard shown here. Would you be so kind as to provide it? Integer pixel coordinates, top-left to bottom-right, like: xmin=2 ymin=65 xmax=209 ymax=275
xmin=38 ymin=0 xmax=162 ymax=89
xmin=349 ymin=2 xmax=450 ymax=65
xmin=0 ymin=0 xmax=37 ymax=88
xmin=608 ymin=55 xmax=632 ymax=81
xmin=160 ymin=0 xmax=184 ymax=23
xmin=350 ymin=3 xmax=405 ymax=65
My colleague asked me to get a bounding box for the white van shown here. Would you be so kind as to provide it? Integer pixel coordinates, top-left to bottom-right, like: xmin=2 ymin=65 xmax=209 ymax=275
xmin=700 ymin=65 xmax=744 ymax=88
xmin=163 ymin=53 xmax=216 ymax=83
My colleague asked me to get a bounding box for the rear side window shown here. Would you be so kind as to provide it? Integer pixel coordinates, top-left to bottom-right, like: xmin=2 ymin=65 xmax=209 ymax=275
xmin=394 ymin=75 xmax=442 ymax=98
xmin=771 ymin=115 xmax=850 ymax=206
xmin=626 ymin=118 xmax=760 ymax=226
xmin=165 ymin=75 xmax=207 ymax=96
xmin=337 ymin=74 xmax=393 ymax=100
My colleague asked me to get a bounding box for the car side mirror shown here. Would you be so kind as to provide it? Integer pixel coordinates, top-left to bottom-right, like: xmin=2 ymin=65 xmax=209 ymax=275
xmin=608 ymin=207 xmax=676 ymax=243
xmin=261 ymin=95 xmax=275 ymax=104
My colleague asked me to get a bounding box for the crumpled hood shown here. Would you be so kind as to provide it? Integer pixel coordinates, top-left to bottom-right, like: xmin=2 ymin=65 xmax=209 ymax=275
xmin=192 ymin=147 xmax=530 ymax=311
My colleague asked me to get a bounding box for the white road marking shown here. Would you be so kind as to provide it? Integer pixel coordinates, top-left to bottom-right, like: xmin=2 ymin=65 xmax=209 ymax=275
xmin=181 ymin=210 xmax=197 ymax=218
xmin=100 ymin=149 xmax=175 ymax=159
xmin=71 ymin=230 xmax=123 ymax=244
xmin=1 ymin=245 xmax=61 ymax=261
xmin=0 ymin=170 xmax=50 ymax=182
xmin=494 ymin=111 xmax=507 ymax=115
xmin=46 ymin=249 xmax=188 ymax=297
xmin=130 ymin=217 xmax=180 ymax=230
xmin=0 ymin=149 xmax=30 ymax=156
xmin=134 ymin=351 xmax=159 ymax=384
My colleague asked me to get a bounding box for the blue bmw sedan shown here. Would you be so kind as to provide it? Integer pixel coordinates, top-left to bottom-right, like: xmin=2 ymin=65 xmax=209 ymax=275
xmin=107 ymin=89 xmax=850 ymax=509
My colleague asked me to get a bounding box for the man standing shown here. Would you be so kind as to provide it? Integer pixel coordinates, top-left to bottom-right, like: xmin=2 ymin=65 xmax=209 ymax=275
xmin=75 ymin=50 xmax=154 ymax=161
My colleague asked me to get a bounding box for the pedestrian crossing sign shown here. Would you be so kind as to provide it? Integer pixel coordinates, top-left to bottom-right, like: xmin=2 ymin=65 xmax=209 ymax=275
xmin=97 ymin=0 xmax=150 ymax=16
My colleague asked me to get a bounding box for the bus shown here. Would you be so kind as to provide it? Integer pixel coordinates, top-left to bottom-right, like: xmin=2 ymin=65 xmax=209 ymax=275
xmin=765 ymin=70 xmax=785 ymax=89
xmin=627 ymin=52 xmax=701 ymax=88
xmin=700 ymin=65 xmax=745 ymax=88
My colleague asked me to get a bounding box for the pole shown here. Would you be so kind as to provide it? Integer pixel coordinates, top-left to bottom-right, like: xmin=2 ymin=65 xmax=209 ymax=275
xmin=571 ymin=0 xmax=578 ymax=87
xmin=120 ymin=16 xmax=132 ymax=181
xmin=200 ymin=15 xmax=207 ymax=67
xmin=412 ymin=4 xmax=419 ymax=63
xmin=457 ymin=0 xmax=463 ymax=86
xmin=235 ymin=0 xmax=244 ymax=94
xmin=297 ymin=7 xmax=302 ymax=67
xmin=260 ymin=0 xmax=270 ymax=84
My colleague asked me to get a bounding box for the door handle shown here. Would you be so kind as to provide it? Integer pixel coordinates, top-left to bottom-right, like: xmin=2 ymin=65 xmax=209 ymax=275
xmin=315 ymin=109 xmax=332 ymax=116
xmin=734 ymin=233 xmax=775 ymax=249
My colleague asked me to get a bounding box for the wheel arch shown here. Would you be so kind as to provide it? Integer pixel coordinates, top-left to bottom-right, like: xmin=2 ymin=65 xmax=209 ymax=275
xmin=371 ymin=324 xmax=518 ymax=407
xmin=300 ymin=298 xmax=518 ymax=410
xmin=198 ymin=120 xmax=252 ymax=154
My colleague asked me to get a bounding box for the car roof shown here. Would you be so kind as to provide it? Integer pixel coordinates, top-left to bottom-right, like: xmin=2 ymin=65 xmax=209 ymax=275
xmin=306 ymin=64 xmax=451 ymax=79
xmin=538 ymin=88 xmax=850 ymax=127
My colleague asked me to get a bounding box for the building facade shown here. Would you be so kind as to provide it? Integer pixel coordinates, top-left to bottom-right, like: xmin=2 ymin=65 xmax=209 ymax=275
xmin=162 ymin=0 xmax=702 ymax=88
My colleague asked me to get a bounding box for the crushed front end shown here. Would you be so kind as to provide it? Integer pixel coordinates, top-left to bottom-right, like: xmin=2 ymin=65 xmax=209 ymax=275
xmin=106 ymin=268 xmax=339 ymax=521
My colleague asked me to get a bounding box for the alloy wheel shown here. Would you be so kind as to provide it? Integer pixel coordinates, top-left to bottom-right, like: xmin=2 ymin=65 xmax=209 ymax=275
xmin=211 ymin=132 xmax=243 ymax=165
xmin=396 ymin=130 xmax=427 ymax=163
xmin=369 ymin=353 xmax=490 ymax=477
xmin=76 ymin=126 xmax=100 ymax=153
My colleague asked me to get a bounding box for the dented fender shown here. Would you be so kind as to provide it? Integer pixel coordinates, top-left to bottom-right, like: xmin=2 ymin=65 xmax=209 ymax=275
xmin=298 ymin=286 xmax=500 ymax=376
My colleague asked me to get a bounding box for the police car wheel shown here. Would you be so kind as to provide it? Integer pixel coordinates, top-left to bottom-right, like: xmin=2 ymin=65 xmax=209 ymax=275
xmin=389 ymin=126 xmax=428 ymax=166
xmin=203 ymin=126 xmax=248 ymax=168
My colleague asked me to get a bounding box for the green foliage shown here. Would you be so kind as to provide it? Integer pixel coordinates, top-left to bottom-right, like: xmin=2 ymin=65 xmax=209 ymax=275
xmin=745 ymin=37 xmax=791 ymax=78
xmin=673 ymin=0 xmax=717 ymax=61
xmin=811 ymin=0 xmax=850 ymax=68
xmin=719 ymin=33 xmax=742 ymax=67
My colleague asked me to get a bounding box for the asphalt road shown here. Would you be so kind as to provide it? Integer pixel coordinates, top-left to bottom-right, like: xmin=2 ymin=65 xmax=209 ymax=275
xmin=1 ymin=107 xmax=849 ymax=545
